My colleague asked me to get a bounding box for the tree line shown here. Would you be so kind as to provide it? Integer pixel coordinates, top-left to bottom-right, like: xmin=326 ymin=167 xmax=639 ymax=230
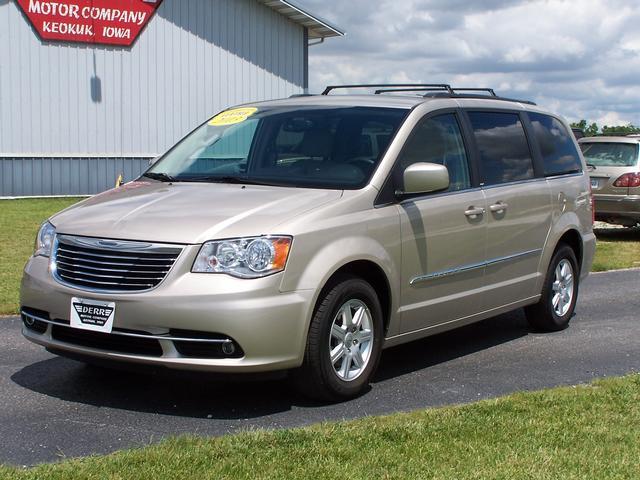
xmin=571 ymin=120 xmax=640 ymax=136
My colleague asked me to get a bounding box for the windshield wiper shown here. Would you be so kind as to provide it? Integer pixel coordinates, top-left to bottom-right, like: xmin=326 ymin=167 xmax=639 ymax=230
xmin=182 ymin=175 xmax=279 ymax=186
xmin=142 ymin=172 xmax=178 ymax=182
xmin=586 ymin=163 xmax=596 ymax=171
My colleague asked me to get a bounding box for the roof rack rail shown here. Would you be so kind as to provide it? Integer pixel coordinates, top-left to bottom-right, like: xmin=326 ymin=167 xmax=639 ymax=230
xmin=321 ymin=83 xmax=535 ymax=105
xmin=451 ymin=87 xmax=496 ymax=96
xmin=322 ymin=84 xmax=454 ymax=95
xmin=373 ymin=86 xmax=499 ymax=97
xmin=374 ymin=87 xmax=449 ymax=95
xmin=421 ymin=91 xmax=536 ymax=106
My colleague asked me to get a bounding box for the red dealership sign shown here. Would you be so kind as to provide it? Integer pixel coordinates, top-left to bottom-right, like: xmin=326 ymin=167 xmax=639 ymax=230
xmin=15 ymin=0 xmax=163 ymax=46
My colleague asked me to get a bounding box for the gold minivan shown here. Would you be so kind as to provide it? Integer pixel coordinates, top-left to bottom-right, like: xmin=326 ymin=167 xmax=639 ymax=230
xmin=21 ymin=85 xmax=596 ymax=400
xmin=579 ymin=136 xmax=640 ymax=227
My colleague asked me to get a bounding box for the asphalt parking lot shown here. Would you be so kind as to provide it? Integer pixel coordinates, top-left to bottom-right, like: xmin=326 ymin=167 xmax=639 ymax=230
xmin=1 ymin=268 xmax=639 ymax=466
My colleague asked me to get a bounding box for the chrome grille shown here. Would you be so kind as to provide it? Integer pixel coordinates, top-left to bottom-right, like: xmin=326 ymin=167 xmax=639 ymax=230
xmin=53 ymin=235 xmax=183 ymax=292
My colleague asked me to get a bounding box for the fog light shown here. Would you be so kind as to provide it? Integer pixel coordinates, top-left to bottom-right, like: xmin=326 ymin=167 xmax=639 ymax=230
xmin=221 ymin=342 xmax=236 ymax=355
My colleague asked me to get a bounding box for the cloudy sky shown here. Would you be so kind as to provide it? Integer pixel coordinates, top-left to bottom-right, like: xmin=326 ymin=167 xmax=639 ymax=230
xmin=301 ymin=0 xmax=640 ymax=127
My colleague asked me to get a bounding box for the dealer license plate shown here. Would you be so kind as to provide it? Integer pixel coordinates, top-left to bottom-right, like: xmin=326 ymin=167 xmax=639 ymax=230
xmin=70 ymin=297 xmax=115 ymax=333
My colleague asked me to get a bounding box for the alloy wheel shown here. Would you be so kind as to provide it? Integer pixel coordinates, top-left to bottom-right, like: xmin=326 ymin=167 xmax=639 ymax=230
xmin=328 ymin=299 xmax=374 ymax=381
xmin=551 ymin=258 xmax=574 ymax=317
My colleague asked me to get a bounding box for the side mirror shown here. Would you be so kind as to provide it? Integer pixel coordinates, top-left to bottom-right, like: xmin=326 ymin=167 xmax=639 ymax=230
xmin=401 ymin=162 xmax=450 ymax=195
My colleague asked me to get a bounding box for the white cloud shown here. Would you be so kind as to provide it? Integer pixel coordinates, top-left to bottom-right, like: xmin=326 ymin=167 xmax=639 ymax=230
xmin=303 ymin=0 xmax=640 ymax=126
xmin=596 ymin=111 xmax=630 ymax=126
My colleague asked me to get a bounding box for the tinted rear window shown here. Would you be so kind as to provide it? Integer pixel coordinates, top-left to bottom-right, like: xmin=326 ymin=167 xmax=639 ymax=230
xmin=529 ymin=113 xmax=582 ymax=176
xmin=468 ymin=112 xmax=534 ymax=186
xmin=579 ymin=142 xmax=639 ymax=167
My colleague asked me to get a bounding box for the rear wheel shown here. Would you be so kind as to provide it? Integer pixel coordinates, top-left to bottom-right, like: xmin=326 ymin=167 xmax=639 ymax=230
xmin=525 ymin=244 xmax=579 ymax=332
xmin=293 ymin=276 xmax=383 ymax=401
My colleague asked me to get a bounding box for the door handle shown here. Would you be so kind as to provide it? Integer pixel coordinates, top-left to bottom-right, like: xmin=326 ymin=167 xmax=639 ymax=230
xmin=489 ymin=202 xmax=508 ymax=213
xmin=464 ymin=206 xmax=485 ymax=217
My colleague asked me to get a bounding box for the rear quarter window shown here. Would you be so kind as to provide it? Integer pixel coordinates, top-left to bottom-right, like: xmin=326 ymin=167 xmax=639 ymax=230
xmin=529 ymin=113 xmax=582 ymax=176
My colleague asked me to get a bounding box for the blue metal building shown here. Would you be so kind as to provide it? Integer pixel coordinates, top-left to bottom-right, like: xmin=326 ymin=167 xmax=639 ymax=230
xmin=0 ymin=0 xmax=343 ymax=197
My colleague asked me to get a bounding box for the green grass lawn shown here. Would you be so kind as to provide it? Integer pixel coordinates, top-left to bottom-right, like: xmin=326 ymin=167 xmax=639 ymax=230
xmin=1 ymin=374 xmax=638 ymax=479
xmin=0 ymin=198 xmax=639 ymax=315
xmin=0 ymin=198 xmax=82 ymax=314
xmin=592 ymin=226 xmax=640 ymax=272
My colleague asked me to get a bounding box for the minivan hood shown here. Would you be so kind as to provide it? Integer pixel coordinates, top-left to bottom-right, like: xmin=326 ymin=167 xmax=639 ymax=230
xmin=51 ymin=181 xmax=342 ymax=244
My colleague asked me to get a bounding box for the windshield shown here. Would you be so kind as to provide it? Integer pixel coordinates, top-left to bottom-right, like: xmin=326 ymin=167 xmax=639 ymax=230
xmin=147 ymin=106 xmax=408 ymax=189
xmin=580 ymin=142 xmax=639 ymax=167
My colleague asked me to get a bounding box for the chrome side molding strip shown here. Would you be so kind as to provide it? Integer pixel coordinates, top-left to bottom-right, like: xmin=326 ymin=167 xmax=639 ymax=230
xmin=410 ymin=261 xmax=485 ymax=285
xmin=410 ymin=248 xmax=542 ymax=286
xmin=21 ymin=310 xmax=232 ymax=344
xmin=484 ymin=248 xmax=542 ymax=268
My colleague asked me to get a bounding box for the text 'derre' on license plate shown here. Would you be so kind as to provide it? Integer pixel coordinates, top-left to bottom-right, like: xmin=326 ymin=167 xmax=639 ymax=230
xmin=70 ymin=297 xmax=115 ymax=333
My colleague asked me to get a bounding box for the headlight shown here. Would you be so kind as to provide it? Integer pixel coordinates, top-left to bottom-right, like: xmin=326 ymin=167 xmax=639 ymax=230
xmin=34 ymin=222 xmax=56 ymax=257
xmin=192 ymin=236 xmax=292 ymax=278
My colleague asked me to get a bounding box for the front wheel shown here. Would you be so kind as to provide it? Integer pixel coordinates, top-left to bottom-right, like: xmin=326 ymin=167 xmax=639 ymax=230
xmin=293 ymin=276 xmax=384 ymax=401
xmin=525 ymin=244 xmax=579 ymax=332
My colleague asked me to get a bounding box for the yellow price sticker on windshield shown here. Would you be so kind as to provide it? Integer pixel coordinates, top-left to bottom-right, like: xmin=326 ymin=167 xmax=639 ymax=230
xmin=208 ymin=107 xmax=258 ymax=126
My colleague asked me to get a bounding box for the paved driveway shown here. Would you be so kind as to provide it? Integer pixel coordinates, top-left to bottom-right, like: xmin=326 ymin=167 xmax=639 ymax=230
xmin=1 ymin=269 xmax=639 ymax=466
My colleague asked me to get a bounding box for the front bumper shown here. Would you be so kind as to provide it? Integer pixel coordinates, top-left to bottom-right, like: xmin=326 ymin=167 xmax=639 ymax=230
xmin=20 ymin=255 xmax=314 ymax=372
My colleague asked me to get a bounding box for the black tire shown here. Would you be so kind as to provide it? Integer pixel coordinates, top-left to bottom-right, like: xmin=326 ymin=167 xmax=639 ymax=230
xmin=525 ymin=244 xmax=579 ymax=332
xmin=293 ymin=275 xmax=384 ymax=402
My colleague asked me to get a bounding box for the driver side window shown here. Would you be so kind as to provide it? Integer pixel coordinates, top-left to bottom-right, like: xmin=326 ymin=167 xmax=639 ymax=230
xmin=396 ymin=113 xmax=471 ymax=192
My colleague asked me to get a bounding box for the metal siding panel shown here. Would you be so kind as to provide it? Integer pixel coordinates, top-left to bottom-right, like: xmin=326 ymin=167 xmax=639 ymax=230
xmin=180 ymin=1 xmax=190 ymax=138
xmin=220 ymin=0 xmax=230 ymax=109
xmin=78 ymin=159 xmax=89 ymax=196
xmin=90 ymin=158 xmax=99 ymax=194
xmin=1 ymin=0 xmax=305 ymax=196
xmin=74 ymin=158 xmax=82 ymax=195
xmin=0 ymin=8 xmax=6 ymax=152
xmin=0 ymin=156 xmax=148 ymax=196
xmin=124 ymin=159 xmax=134 ymax=181
xmin=12 ymin=159 xmax=20 ymax=197
xmin=33 ymin=158 xmax=42 ymax=195
xmin=108 ymin=158 xmax=117 ymax=192
xmin=137 ymin=159 xmax=147 ymax=180
xmin=1 ymin=160 xmax=11 ymax=196
xmin=98 ymin=159 xmax=107 ymax=193
xmin=0 ymin=160 xmax=7 ymax=196
xmin=248 ymin=1 xmax=256 ymax=100
xmin=188 ymin=1 xmax=198 ymax=126
xmin=56 ymin=158 xmax=65 ymax=196
xmin=62 ymin=158 xmax=71 ymax=196
xmin=15 ymin=158 xmax=25 ymax=196
xmin=3 ymin=159 xmax=11 ymax=196
xmin=43 ymin=158 xmax=53 ymax=196
xmin=232 ymin=0 xmax=241 ymax=106
xmin=6 ymin=6 xmax=17 ymax=152
xmin=66 ymin=158 xmax=76 ymax=195
xmin=110 ymin=158 xmax=118 ymax=190
xmin=120 ymin=46 xmax=133 ymax=155
xmin=245 ymin=0 xmax=253 ymax=100
xmin=75 ymin=158 xmax=83 ymax=195
xmin=26 ymin=158 xmax=34 ymax=196
xmin=72 ymin=158 xmax=80 ymax=195
xmin=54 ymin=157 xmax=61 ymax=196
